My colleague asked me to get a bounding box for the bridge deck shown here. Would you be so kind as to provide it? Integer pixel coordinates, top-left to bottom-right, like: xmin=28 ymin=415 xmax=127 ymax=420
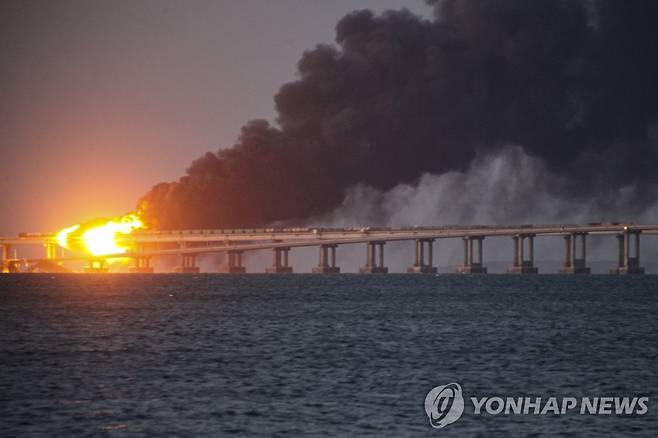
xmin=3 ymin=223 xmax=658 ymax=246
xmin=2 ymin=223 xmax=657 ymax=263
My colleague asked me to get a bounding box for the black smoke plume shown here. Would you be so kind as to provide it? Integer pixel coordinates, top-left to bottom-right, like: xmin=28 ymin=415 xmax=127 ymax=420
xmin=139 ymin=0 xmax=658 ymax=229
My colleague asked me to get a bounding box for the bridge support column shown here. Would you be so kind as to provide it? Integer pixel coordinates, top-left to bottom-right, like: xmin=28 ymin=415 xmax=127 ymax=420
xmin=1 ymin=244 xmax=10 ymax=273
xmin=84 ymin=259 xmax=109 ymax=273
xmin=610 ymin=231 xmax=644 ymax=274
xmin=6 ymin=260 xmax=21 ymax=273
xmin=408 ymin=239 xmax=437 ymax=273
xmin=507 ymin=234 xmax=538 ymax=274
xmin=457 ymin=236 xmax=487 ymax=274
xmin=360 ymin=241 xmax=388 ymax=273
xmin=45 ymin=242 xmax=58 ymax=259
xmin=1 ymin=244 xmax=20 ymax=273
xmin=313 ymin=244 xmax=340 ymax=273
xmin=175 ymin=254 xmax=200 ymax=273
xmin=266 ymin=247 xmax=293 ymax=273
xmin=559 ymin=233 xmax=590 ymax=273
xmin=219 ymin=250 xmax=246 ymax=273
xmin=130 ymin=256 xmax=154 ymax=273
xmin=129 ymin=244 xmax=154 ymax=273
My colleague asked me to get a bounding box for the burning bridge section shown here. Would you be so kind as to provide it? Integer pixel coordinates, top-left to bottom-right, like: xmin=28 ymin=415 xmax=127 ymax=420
xmin=0 ymin=223 xmax=656 ymax=274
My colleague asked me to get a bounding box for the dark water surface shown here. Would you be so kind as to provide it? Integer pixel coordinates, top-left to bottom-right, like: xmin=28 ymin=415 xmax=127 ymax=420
xmin=1 ymin=274 xmax=657 ymax=437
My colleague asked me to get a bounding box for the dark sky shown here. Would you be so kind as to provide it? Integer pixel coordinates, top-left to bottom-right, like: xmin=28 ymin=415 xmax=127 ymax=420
xmin=0 ymin=0 xmax=429 ymax=235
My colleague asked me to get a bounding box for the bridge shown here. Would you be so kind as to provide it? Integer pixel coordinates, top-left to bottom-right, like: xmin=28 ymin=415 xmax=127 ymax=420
xmin=1 ymin=223 xmax=657 ymax=274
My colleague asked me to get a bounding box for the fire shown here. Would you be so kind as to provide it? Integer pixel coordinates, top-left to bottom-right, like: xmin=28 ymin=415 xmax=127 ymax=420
xmin=56 ymin=213 xmax=145 ymax=258
xmin=56 ymin=224 xmax=80 ymax=248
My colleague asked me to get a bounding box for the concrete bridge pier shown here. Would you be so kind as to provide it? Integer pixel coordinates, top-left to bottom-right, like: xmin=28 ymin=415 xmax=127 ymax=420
xmin=175 ymin=254 xmax=200 ymax=273
xmin=45 ymin=242 xmax=58 ymax=259
xmin=313 ymin=244 xmax=340 ymax=273
xmin=407 ymin=239 xmax=437 ymax=273
xmin=130 ymin=244 xmax=154 ymax=273
xmin=610 ymin=231 xmax=645 ymax=274
xmin=360 ymin=241 xmax=388 ymax=273
xmin=457 ymin=237 xmax=487 ymax=274
xmin=219 ymin=250 xmax=246 ymax=273
xmin=266 ymin=247 xmax=293 ymax=273
xmin=507 ymin=234 xmax=538 ymax=274
xmin=130 ymin=256 xmax=154 ymax=273
xmin=559 ymin=233 xmax=590 ymax=274
xmin=1 ymin=244 xmax=10 ymax=273
xmin=6 ymin=261 xmax=21 ymax=273
xmin=1 ymin=244 xmax=20 ymax=273
xmin=84 ymin=259 xmax=109 ymax=273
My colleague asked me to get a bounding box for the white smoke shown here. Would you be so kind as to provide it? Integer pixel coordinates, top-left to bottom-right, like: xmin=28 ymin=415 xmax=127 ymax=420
xmin=240 ymin=147 xmax=658 ymax=273
xmin=326 ymin=146 xmax=657 ymax=226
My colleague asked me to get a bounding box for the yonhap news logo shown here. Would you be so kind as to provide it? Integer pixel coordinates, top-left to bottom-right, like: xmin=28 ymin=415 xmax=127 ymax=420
xmin=424 ymin=383 xmax=465 ymax=429
xmin=424 ymin=383 xmax=649 ymax=430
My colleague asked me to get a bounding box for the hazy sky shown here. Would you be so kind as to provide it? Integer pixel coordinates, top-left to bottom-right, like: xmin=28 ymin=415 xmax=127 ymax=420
xmin=0 ymin=0 xmax=430 ymax=235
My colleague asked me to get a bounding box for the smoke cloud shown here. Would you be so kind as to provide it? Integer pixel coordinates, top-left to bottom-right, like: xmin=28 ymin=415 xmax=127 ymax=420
xmin=138 ymin=0 xmax=658 ymax=229
xmin=321 ymin=146 xmax=658 ymax=227
xmin=274 ymin=147 xmax=658 ymax=273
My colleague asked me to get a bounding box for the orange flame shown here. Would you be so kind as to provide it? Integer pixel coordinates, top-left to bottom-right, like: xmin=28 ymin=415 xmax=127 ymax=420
xmin=56 ymin=213 xmax=145 ymax=258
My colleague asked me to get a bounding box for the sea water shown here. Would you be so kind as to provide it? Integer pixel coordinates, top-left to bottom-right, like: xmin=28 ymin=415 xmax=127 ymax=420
xmin=1 ymin=274 xmax=657 ymax=436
